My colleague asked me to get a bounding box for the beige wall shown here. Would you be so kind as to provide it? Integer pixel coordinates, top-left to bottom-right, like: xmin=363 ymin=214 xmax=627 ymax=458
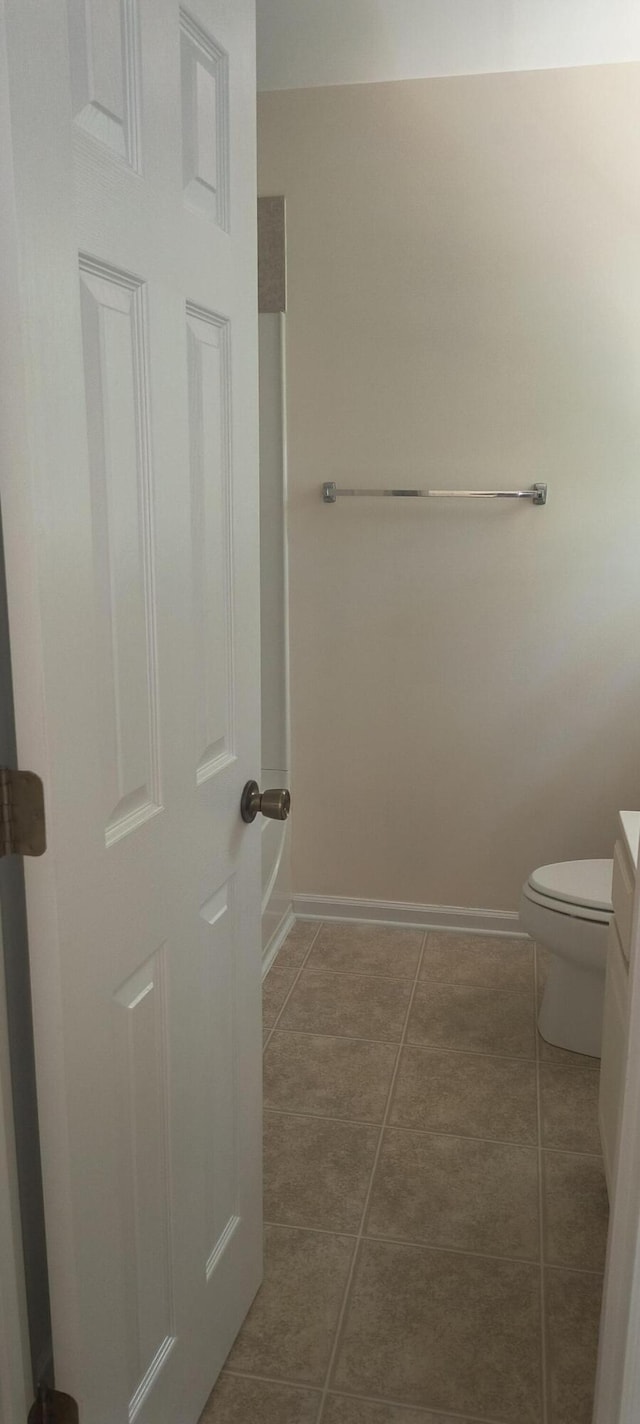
xmin=258 ymin=65 xmax=640 ymax=912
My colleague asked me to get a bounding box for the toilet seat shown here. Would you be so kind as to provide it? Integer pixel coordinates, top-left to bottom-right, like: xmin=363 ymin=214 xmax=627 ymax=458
xmin=522 ymin=884 xmax=611 ymax=926
xmin=522 ymin=859 xmax=613 ymax=926
xmin=528 ymin=859 xmax=613 ymax=913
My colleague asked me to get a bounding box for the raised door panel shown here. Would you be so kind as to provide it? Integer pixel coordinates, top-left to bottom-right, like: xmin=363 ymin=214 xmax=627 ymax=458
xmin=79 ymin=259 xmax=161 ymax=844
xmin=186 ymin=303 xmax=234 ymax=784
xmin=180 ymin=8 xmax=229 ymax=229
xmin=114 ymin=947 xmax=175 ymax=1420
xmin=68 ymin=0 xmax=140 ymax=166
xmin=199 ymin=881 xmax=240 ymax=1282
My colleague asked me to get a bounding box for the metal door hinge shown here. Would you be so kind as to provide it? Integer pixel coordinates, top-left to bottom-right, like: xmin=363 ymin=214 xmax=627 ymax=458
xmin=28 ymin=1386 xmax=78 ymax=1423
xmin=0 ymin=767 xmax=46 ymax=857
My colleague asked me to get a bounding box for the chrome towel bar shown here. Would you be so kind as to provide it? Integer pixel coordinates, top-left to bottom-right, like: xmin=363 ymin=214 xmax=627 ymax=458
xmin=322 ymin=481 xmax=548 ymax=506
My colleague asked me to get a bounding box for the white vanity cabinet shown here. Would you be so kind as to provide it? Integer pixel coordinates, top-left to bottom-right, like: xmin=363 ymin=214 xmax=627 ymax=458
xmin=600 ymin=812 xmax=639 ymax=1193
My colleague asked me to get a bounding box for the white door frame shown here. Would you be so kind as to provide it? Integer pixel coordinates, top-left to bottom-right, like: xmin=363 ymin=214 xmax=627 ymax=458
xmin=594 ymin=859 xmax=640 ymax=1424
xmin=0 ymin=3 xmax=35 ymax=1407
xmin=0 ymin=912 xmax=31 ymax=1424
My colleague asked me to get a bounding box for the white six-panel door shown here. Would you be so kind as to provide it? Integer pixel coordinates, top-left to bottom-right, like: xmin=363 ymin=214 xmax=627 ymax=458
xmin=0 ymin=2 xmax=262 ymax=1420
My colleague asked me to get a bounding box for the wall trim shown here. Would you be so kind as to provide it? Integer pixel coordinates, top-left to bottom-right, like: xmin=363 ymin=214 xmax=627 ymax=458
xmin=292 ymin=893 xmax=525 ymax=937
xmin=262 ymin=907 xmax=296 ymax=979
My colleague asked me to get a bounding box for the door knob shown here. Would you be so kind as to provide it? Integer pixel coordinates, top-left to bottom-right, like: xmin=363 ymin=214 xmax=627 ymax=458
xmin=241 ymin=780 xmax=291 ymax=824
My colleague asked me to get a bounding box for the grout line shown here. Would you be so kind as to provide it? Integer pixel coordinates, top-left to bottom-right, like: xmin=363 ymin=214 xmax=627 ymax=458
xmin=323 ymin=1385 xmax=509 ymax=1424
xmin=262 ymin=921 xmax=323 ymax=1055
xmin=265 ymin=1217 xmax=538 ymax=1267
xmin=264 ymin=1105 xmax=384 ymax=1130
xmin=368 ymin=1243 xmax=601 ymax=1281
xmin=269 ymin=1019 xmax=602 ymax=1077
xmin=539 ymin=1140 xmax=602 ymax=1158
xmin=263 ymin=1104 xmax=394 ymax=1130
xmin=299 ymin=966 xmax=533 ymax=990
xmin=541 ymin=1144 xmax=604 ymax=1162
xmin=534 ymin=943 xmax=550 ymax=1424
xmin=314 ymin=930 xmax=430 ymax=1424
xmin=270 ymin=1022 xmax=538 ymax=1063
xmin=293 ymin=966 xmax=421 ymax=983
xmin=398 ymin=1037 xmax=536 ymax=1062
xmin=266 ymin=1027 xmax=409 ymax=1047
xmin=266 ymin=1028 xmax=540 ymax=1067
xmin=263 ymin=1103 xmax=538 ymax=1149
xmin=264 ymin=1219 xmax=358 ymax=1240
xmin=222 ymin=1365 xmax=322 ymax=1393
xmin=395 ymin=1039 xmax=539 ymax=1066
xmin=222 ymin=1369 xmax=503 ymax=1423
xmin=262 ymin=1216 xmax=605 ymax=1277
xmin=264 ymin=1091 xmax=603 ymax=1160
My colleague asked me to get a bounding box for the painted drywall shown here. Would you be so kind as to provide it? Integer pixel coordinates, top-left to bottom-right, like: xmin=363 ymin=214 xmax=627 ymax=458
xmin=257 ymin=0 xmax=640 ymax=91
xmin=258 ymin=63 xmax=640 ymax=911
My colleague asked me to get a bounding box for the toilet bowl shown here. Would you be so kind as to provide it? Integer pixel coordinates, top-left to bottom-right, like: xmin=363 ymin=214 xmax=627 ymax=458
xmin=519 ymin=858 xmax=613 ymax=1058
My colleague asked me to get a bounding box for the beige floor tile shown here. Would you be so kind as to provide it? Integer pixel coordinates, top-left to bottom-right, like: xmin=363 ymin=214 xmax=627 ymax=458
xmin=306 ymin=923 xmax=423 ymax=979
xmin=200 ymin=1374 xmax=321 ymax=1422
xmin=276 ymin=920 xmax=321 ymax=970
xmin=535 ymin=943 xmax=552 ymax=995
xmin=406 ymin=981 xmax=535 ymax=1059
xmin=539 ymin=1063 xmax=601 ymax=1154
xmin=542 ymin=1151 xmax=609 ymax=1272
xmin=420 ymin=932 xmax=534 ymax=990
xmin=264 ymin=1031 xmax=397 ymax=1123
xmin=332 ymin=1239 xmax=542 ymax=1422
xmin=226 ymin=1225 xmax=354 ymax=1386
xmin=545 ymin=1267 xmax=604 ymax=1424
xmin=264 ymin=1111 xmax=379 ymax=1232
xmin=390 ymin=1046 xmax=538 ymax=1145
xmin=322 ymin=1397 xmax=477 ymax=1423
xmin=278 ymin=970 xmax=412 ymax=1041
xmin=366 ymin=1127 xmax=539 ymax=1259
xmin=263 ymin=966 xmax=297 ymax=1028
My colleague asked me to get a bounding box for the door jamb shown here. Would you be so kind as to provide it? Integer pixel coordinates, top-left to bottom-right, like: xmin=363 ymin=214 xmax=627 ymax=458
xmin=0 ymin=3 xmax=50 ymax=1409
xmin=0 ymin=909 xmax=31 ymax=1424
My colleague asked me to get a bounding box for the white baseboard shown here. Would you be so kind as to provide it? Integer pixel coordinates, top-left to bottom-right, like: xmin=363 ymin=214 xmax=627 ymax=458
xmin=292 ymin=893 xmax=525 ymax=937
xmin=262 ymin=906 xmax=296 ymax=979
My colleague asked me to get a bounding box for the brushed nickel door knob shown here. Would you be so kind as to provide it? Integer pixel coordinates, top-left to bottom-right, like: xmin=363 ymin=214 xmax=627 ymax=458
xmin=241 ymin=780 xmax=291 ymax=824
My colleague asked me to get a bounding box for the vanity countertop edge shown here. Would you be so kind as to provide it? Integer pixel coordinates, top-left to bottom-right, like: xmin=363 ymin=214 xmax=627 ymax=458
xmin=619 ymin=810 xmax=640 ymax=873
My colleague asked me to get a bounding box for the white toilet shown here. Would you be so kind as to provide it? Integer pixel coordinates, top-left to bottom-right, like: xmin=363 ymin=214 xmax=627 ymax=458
xmin=519 ymin=858 xmax=613 ymax=1058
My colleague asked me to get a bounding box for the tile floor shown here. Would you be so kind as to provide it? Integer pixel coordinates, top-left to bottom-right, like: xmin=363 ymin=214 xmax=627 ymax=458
xmin=201 ymin=921 xmax=609 ymax=1424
